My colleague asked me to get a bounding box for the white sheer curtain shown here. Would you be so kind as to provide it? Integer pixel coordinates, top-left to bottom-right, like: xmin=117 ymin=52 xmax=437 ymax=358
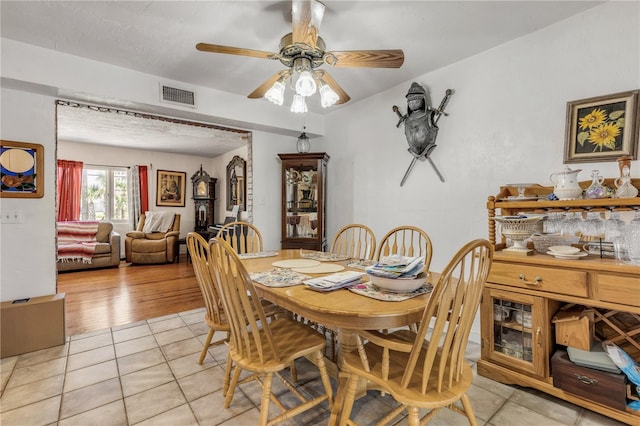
xmin=129 ymin=165 xmax=142 ymax=229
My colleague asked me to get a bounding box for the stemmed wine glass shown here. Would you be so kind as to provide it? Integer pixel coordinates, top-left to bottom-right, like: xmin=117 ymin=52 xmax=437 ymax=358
xmin=310 ymin=219 xmax=318 ymax=237
xmin=286 ymin=215 xmax=301 ymax=237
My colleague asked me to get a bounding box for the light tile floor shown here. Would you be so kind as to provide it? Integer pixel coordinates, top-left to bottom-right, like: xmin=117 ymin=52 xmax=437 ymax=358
xmin=0 ymin=307 xmax=628 ymax=425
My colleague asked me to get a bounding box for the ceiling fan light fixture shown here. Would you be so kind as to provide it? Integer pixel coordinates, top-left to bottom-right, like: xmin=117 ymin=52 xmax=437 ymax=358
xmin=295 ymin=70 xmax=317 ymax=97
xmin=265 ymin=80 xmax=285 ymax=105
xmin=290 ymin=94 xmax=308 ymax=113
xmin=319 ymin=83 xmax=339 ymax=107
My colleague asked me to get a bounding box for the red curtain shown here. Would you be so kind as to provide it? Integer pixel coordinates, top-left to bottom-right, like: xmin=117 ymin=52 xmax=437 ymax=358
xmin=57 ymin=160 xmax=83 ymax=221
xmin=139 ymin=165 xmax=149 ymax=213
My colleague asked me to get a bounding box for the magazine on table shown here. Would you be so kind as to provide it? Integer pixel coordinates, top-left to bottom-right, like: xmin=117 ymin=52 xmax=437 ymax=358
xmin=365 ymin=255 xmax=425 ymax=279
xmin=303 ymin=271 xmax=366 ymax=292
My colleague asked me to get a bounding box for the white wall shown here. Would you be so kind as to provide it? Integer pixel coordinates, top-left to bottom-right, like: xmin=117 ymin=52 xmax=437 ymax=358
xmin=0 ymin=89 xmax=57 ymax=301
xmin=321 ymin=2 xmax=639 ymax=342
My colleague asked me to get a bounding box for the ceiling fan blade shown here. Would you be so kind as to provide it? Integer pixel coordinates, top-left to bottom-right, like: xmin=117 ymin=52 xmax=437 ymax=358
xmin=292 ymin=0 xmax=325 ymax=49
xmin=325 ymin=49 xmax=405 ymax=68
xmin=247 ymin=70 xmax=292 ymax=99
xmin=196 ymin=42 xmax=276 ymax=60
xmin=316 ymin=70 xmax=350 ymax=104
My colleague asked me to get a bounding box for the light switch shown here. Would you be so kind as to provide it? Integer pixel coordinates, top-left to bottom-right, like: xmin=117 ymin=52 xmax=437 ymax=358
xmin=0 ymin=210 xmax=22 ymax=224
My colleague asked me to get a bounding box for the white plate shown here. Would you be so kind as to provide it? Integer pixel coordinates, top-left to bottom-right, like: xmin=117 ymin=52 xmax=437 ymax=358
xmin=548 ymin=245 xmax=580 ymax=255
xmin=546 ymin=251 xmax=588 ymax=260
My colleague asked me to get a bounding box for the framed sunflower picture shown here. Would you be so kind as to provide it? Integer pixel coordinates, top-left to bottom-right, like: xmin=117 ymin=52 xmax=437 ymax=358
xmin=564 ymin=90 xmax=639 ymax=163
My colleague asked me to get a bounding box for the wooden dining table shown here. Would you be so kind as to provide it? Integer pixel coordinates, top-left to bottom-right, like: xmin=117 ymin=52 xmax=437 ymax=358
xmin=240 ymin=249 xmax=437 ymax=368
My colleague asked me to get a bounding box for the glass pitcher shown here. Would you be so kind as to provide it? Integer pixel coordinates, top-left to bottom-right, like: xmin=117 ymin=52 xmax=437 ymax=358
xmin=585 ymin=170 xmax=607 ymax=199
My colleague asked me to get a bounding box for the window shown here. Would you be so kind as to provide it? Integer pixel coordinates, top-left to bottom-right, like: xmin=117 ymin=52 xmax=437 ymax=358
xmin=80 ymin=166 xmax=129 ymax=221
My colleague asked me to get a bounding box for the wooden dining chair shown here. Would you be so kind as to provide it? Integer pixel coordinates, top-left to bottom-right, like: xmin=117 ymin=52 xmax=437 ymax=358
xmin=331 ymin=223 xmax=377 ymax=260
xmin=332 ymin=239 xmax=493 ymax=426
xmin=376 ymin=225 xmax=433 ymax=272
xmin=186 ymin=232 xmax=229 ymax=365
xmin=208 ymin=237 xmax=334 ymax=426
xmin=215 ymin=220 xmax=263 ymax=254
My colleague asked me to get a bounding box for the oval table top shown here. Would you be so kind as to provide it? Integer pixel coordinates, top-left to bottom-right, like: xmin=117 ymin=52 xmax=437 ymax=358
xmin=241 ymin=249 xmax=436 ymax=330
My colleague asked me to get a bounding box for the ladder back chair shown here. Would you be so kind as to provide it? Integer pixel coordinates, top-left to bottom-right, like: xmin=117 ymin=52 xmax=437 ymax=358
xmin=215 ymin=221 xmax=263 ymax=254
xmin=331 ymin=223 xmax=377 ymax=260
xmin=332 ymin=239 xmax=493 ymax=426
xmin=186 ymin=232 xmax=229 ymax=365
xmin=209 ymin=237 xmax=334 ymax=426
xmin=376 ymin=225 xmax=433 ymax=273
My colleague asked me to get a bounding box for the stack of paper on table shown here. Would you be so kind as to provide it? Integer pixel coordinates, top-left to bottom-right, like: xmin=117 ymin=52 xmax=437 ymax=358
xmin=365 ymin=255 xmax=424 ymax=279
xmin=304 ymin=271 xmax=366 ymax=292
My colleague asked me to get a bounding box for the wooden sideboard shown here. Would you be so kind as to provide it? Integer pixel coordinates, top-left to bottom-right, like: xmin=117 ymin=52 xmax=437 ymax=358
xmin=479 ymin=182 xmax=640 ymax=425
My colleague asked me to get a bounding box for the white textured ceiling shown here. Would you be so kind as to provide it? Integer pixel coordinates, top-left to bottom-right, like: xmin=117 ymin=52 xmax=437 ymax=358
xmin=1 ymin=0 xmax=603 ymax=155
xmin=56 ymin=104 xmax=249 ymax=158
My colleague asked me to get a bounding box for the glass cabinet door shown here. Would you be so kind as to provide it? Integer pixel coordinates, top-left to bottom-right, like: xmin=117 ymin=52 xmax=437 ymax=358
xmin=278 ymin=153 xmax=329 ymax=251
xmin=481 ymin=288 xmax=551 ymax=377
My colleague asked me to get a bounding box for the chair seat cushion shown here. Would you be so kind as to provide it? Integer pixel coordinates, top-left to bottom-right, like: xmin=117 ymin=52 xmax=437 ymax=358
xmin=131 ymin=238 xmax=166 ymax=253
xmin=93 ymin=242 xmax=112 ymax=255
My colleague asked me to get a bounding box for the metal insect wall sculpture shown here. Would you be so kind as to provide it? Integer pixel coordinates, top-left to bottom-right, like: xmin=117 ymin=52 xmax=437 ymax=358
xmin=393 ymin=83 xmax=453 ymax=186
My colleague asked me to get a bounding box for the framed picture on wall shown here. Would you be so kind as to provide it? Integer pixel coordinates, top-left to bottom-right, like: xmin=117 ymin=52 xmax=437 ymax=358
xmin=156 ymin=169 xmax=186 ymax=207
xmin=564 ymin=90 xmax=639 ymax=163
xmin=0 ymin=140 xmax=45 ymax=198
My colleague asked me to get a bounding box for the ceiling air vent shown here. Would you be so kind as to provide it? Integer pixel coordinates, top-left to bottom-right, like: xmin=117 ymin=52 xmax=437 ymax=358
xmin=160 ymin=84 xmax=196 ymax=108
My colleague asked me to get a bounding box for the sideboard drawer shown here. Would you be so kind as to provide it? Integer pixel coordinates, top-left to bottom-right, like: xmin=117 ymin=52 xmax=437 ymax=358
xmin=552 ymin=350 xmax=627 ymax=411
xmin=489 ymin=262 xmax=588 ymax=297
xmin=598 ymin=274 xmax=640 ymax=307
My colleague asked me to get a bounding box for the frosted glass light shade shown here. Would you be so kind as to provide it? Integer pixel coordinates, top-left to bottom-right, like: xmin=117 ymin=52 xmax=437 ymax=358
xmin=295 ymin=71 xmax=317 ymax=97
xmin=296 ymin=132 xmax=310 ymax=153
xmin=290 ymin=94 xmax=307 ymax=113
xmin=265 ymin=81 xmax=285 ymax=105
xmin=320 ymin=84 xmax=339 ymax=107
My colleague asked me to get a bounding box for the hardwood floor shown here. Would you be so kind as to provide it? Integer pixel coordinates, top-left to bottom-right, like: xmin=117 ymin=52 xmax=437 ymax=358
xmin=57 ymin=255 xmax=203 ymax=336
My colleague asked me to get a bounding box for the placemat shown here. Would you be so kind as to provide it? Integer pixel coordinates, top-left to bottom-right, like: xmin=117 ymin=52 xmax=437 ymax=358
xmin=300 ymin=251 xmax=351 ymax=262
xmin=272 ymin=259 xmax=321 ymax=268
xmin=349 ymin=281 xmax=433 ymax=301
xmin=292 ymin=263 xmax=345 ymax=274
xmin=346 ymin=259 xmax=377 ymax=270
xmin=250 ymin=269 xmax=311 ymax=287
xmin=238 ymin=251 xmax=279 ymax=259
xmin=271 ymin=259 xmax=320 ymax=269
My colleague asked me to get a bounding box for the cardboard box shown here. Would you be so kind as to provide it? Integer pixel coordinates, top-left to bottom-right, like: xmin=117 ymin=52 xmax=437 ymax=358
xmin=1 ymin=294 xmax=66 ymax=358
xmin=552 ymin=308 xmax=594 ymax=351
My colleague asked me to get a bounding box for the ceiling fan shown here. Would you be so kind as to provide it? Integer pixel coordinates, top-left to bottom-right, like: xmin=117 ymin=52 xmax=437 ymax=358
xmin=196 ymin=0 xmax=404 ymax=111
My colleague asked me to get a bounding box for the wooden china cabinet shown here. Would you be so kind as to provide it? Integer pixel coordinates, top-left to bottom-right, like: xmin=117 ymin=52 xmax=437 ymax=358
xmin=278 ymin=152 xmax=329 ymax=251
xmin=479 ymin=180 xmax=640 ymax=425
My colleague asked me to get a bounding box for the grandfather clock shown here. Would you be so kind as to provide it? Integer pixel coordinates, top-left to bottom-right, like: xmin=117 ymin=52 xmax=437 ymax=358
xmin=191 ymin=165 xmax=217 ymax=237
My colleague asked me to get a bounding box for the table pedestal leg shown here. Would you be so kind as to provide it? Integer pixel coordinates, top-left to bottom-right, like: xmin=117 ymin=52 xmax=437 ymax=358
xmin=337 ymin=329 xmax=368 ymax=397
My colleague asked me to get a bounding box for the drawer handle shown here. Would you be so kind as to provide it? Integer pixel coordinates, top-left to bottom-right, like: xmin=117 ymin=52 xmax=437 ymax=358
xmin=573 ymin=374 xmax=598 ymax=385
xmin=518 ymin=274 xmax=542 ymax=286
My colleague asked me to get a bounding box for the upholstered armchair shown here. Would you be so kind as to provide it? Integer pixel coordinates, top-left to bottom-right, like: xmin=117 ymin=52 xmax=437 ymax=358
xmin=125 ymin=213 xmax=181 ymax=264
